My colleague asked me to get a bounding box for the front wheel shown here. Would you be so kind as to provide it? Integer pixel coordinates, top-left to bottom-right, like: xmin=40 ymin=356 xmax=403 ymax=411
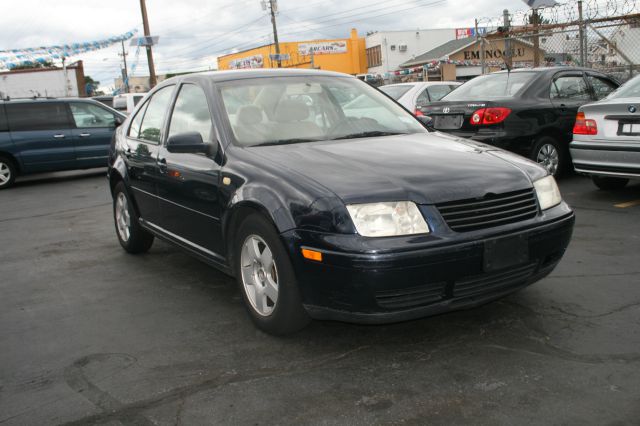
xmin=592 ymin=176 xmax=629 ymax=190
xmin=531 ymin=137 xmax=565 ymax=177
xmin=0 ymin=156 xmax=17 ymax=190
xmin=113 ymin=182 xmax=154 ymax=254
xmin=235 ymin=213 xmax=310 ymax=335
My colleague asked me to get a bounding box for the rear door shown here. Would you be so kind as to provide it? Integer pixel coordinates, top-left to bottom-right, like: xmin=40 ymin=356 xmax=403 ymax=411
xmin=550 ymin=71 xmax=592 ymax=138
xmin=69 ymin=102 xmax=121 ymax=168
xmin=123 ymin=85 xmax=175 ymax=224
xmin=5 ymin=102 xmax=75 ymax=173
xmin=156 ymin=83 xmax=224 ymax=255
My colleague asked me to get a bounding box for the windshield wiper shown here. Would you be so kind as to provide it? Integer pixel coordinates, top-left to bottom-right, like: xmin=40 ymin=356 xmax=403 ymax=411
xmin=333 ymin=131 xmax=409 ymax=140
xmin=252 ymin=138 xmax=322 ymax=147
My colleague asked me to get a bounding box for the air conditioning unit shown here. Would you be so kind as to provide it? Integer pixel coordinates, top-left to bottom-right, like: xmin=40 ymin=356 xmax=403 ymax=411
xmin=390 ymin=45 xmax=396 ymax=51
xmin=398 ymin=44 xmax=408 ymax=52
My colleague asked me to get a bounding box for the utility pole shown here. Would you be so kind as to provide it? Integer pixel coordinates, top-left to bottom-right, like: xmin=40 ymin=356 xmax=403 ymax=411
xmin=119 ymin=40 xmax=130 ymax=93
xmin=578 ymin=0 xmax=585 ymax=66
xmin=532 ymin=9 xmax=540 ymax=67
xmin=475 ymin=19 xmax=486 ymax=75
xmin=267 ymin=0 xmax=282 ymax=68
xmin=139 ymin=0 xmax=157 ymax=87
xmin=503 ymin=9 xmax=512 ymax=70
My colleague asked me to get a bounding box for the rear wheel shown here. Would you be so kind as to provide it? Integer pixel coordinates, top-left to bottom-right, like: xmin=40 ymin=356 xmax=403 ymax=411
xmin=531 ymin=137 xmax=565 ymax=177
xmin=0 ymin=156 xmax=17 ymax=190
xmin=592 ymin=176 xmax=629 ymax=190
xmin=235 ymin=213 xmax=310 ymax=335
xmin=113 ymin=182 xmax=154 ymax=253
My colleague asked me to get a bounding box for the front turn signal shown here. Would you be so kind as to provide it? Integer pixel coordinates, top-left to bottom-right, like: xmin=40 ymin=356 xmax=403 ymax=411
xmin=302 ymin=248 xmax=323 ymax=262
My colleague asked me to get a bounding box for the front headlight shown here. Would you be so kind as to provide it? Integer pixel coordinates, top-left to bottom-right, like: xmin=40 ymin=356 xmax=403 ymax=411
xmin=346 ymin=201 xmax=429 ymax=237
xmin=534 ymin=175 xmax=562 ymax=210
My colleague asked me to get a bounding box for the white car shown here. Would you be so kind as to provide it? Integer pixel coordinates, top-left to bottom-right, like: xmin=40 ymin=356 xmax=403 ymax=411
xmin=112 ymin=92 xmax=147 ymax=115
xmin=379 ymin=81 xmax=461 ymax=114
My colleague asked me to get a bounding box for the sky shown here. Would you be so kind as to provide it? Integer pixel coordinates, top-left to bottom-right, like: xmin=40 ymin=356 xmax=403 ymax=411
xmin=0 ymin=0 xmax=521 ymax=92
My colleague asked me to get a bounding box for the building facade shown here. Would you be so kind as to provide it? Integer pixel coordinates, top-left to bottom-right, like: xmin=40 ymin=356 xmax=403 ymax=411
xmin=364 ymin=29 xmax=458 ymax=77
xmin=217 ymin=29 xmax=366 ymax=75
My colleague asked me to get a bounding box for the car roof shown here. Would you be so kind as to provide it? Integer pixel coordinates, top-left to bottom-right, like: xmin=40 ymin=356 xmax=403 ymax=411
xmin=161 ymin=68 xmax=354 ymax=85
xmin=382 ymin=81 xmax=460 ymax=87
xmin=492 ymin=66 xmax=595 ymax=75
xmin=0 ymin=97 xmax=107 ymax=105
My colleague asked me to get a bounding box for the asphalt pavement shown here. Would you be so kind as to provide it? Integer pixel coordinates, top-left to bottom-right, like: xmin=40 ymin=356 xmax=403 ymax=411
xmin=1 ymin=169 xmax=639 ymax=425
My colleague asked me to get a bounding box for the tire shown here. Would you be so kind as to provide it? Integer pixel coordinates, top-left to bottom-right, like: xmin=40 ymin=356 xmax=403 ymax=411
xmin=235 ymin=213 xmax=310 ymax=335
xmin=0 ymin=156 xmax=17 ymax=190
xmin=592 ymin=176 xmax=629 ymax=190
xmin=112 ymin=182 xmax=154 ymax=254
xmin=531 ymin=137 xmax=566 ymax=177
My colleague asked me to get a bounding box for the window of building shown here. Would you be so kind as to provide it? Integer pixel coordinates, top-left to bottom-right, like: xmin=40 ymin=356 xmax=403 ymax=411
xmin=366 ymin=45 xmax=382 ymax=68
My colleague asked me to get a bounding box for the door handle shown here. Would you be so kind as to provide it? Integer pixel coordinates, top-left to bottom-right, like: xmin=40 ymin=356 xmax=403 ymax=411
xmin=53 ymin=134 xmax=65 ymax=139
xmin=79 ymin=133 xmax=91 ymax=137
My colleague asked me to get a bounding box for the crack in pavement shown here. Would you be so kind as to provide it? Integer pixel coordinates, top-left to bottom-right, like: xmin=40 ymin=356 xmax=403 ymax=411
xmin=58 ymin=346 xmax=369 ymax=426
xmin=0 ymin=203 xmax=111 ymax=224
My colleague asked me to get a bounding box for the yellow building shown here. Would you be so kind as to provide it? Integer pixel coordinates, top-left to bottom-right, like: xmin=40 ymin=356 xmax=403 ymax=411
xmin=217 ymin=29 xmax=366 ymax=75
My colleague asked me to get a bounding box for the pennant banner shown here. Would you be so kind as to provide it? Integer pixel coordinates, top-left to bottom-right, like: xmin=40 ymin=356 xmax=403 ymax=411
xmin=0 ymin=29 xmax=138 ymax=70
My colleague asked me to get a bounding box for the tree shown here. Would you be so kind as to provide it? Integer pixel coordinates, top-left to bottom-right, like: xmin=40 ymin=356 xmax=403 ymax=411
xmin=11 ymin=60 xmax=54 ymax=70
xmin=84 ymin=76 xmax=100 ymax=96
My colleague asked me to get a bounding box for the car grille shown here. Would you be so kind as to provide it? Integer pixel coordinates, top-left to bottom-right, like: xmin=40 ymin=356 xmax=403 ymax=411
xmin=436 ymin=188 xmax=538 ymax=232
xmin=454 ymin=263 xmax=537 ymax=298
xmin=375 ymin=282 xmax=446 ymax=309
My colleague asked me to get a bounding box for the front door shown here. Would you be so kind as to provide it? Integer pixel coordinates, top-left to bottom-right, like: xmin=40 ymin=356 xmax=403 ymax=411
xmin=155 ymin=83 xmax=224 ymax=256
xmin=5 ymin=102 xmax=75 ymax=173
xmin=123 ymin=85 xmax=175 ymax=224
xmin=69 ymin=102 xmax=120 ymax=168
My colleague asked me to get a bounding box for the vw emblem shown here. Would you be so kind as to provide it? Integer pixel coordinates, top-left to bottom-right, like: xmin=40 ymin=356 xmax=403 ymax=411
xmin=629 ymin=105 xmax=637 ymax=113
xmin=443 ymin=107 xmax=451 ymax=113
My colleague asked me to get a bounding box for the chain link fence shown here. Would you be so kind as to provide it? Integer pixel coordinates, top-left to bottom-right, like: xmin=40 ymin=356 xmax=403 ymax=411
xmin=477 ymin=0 xmax=640 ymax=82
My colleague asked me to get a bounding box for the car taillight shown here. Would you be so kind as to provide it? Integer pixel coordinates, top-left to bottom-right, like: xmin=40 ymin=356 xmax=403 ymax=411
xmin=414 ymin=108 xmax=424 ymax=117
xmin=573 ymin=112 xmax=598 ymax=135
xmin=470 ymin=107 xmax=512 ymax=125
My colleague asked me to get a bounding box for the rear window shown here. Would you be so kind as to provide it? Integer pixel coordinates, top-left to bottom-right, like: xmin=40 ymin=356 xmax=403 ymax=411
xmin=6 ymin=102 xmax=71 ymax=131
xmin=608 ymin=74 xmax=640 ymax=99
xmin=379 ymin=85 xmax=414 ymax=100
xmin=443 ymin=72 xmax=537 ymax=101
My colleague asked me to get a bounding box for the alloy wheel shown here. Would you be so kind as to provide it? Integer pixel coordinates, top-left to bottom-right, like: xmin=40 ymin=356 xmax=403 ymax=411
xmin=536 ymin=143 xmax=559 ymax=176
xmin=115 ymin=192 xmax=131 ymax=242
xmin=240 ymin=234 xmax=279 ymax=317
xmin=0 ymin=162 xmax=11 ymax=186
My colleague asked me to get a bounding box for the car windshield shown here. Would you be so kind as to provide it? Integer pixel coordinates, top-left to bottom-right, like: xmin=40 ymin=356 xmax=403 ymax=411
xmin=442 ymin=72 xmax=537 ymax=101
xmin=607 ymin=74 xmax=640 ymax=99
xmin=379 ymin=84 xmax=414 ymax=100
xmin=218 ymin=76 xmax=426 ymax=147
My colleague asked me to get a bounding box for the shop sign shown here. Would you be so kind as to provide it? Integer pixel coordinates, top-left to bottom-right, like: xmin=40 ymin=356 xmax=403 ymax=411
xmin=463 ymin=47 xmax=527 ymax=60
xmin=229 ymin=54 xmax=264 ymax=69
xmin=455 ymin=27 xmax=487 ymax=39
xmin=298 ymin=41 xmax=347 ymax=56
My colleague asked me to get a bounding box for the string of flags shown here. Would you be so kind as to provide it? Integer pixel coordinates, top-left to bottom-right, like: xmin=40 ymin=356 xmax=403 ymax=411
xmin=0 ymin=29 xmax=138 ymax=70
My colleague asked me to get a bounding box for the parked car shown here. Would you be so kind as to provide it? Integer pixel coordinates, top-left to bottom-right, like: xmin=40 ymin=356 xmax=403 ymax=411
xmin=570 ymin=73 xmax=640 ymax=189
xmin=0 ymin=98 xmax=125 ymax=189
xmin=379 ymin=81 xmax=461 ymax=114
xmin=108 ymin=69 xmax=574 ymax=335
xmin=418 ymin=67 xmax=619 ymax=176
xmin=112 ymin=92 xmax=146 ymax=114
xmin=92 ymin=95 xmax=114 ymax=109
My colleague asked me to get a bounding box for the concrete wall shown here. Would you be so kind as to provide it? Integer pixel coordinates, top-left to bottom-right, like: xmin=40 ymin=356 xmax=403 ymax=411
xmin=0 ymin=63 xmax=85 ymax=99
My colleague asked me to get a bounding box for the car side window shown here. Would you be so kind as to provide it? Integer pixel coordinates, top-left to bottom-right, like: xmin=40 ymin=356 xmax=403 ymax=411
xmin=127 ymin=100 xmax=149 ymax=139
xmin=70 ymin=103 xmax=116 ymax=128
xmin=168 ymin=84 xmax=215 ymax=143
xmin=0 ymin=105 xmax=7 ymax=132
xmin=427 ymin=85 xmax=453 ymax=102
xmin=587 ymin=75 xmax=617 ymax=100
xmin=137 ymin=85 xmax=175 ymax=144
xmin=550 ymin=75 xmax=590 ymax=100
xmin=6 ymin=103 xmax=71 ymax=131
xmin=416 ymin=89 xmax=430 ymax=106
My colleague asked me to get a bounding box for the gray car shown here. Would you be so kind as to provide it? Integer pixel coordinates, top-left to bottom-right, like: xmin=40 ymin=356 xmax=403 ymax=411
xmin=570 ymin=74 xmax=640 ymax=189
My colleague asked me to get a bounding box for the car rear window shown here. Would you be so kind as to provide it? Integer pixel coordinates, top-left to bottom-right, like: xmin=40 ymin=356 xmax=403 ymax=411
xmin=379 ymin=85 xmax=414 ymax=100
xmin=443 ymin=72 xmax=537 ymax=101
xmin=5 ymin=102 xmax=71 ymax=131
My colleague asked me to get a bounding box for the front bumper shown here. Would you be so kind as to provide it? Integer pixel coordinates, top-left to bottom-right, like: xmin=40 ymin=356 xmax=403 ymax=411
xmin=571 ymin=140 xmax=640 ymax=178
xmin=282 ymin=204 xmax=574 ymax=324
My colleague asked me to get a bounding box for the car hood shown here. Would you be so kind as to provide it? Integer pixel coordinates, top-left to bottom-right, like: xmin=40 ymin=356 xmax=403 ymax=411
xmin=247 ymin=133 xmax=534 ymax=205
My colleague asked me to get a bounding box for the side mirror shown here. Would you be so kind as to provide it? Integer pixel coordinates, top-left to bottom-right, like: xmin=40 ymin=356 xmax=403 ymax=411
xmin=114 ymin=115 xmax=125 ymax=127
xmin=166 ymin=132 xmax=213 ymax=155
xmin=416 ymin=115 xmax=434 ymax=130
